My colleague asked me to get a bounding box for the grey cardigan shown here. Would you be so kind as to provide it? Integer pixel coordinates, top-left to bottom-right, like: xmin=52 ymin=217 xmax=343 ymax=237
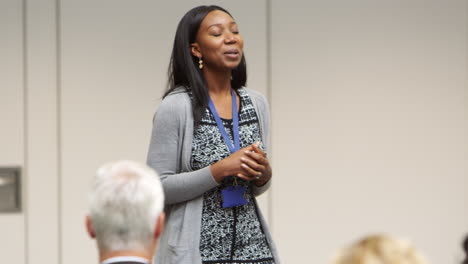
xmin=147 ymin=88 xmax=280 ymax=264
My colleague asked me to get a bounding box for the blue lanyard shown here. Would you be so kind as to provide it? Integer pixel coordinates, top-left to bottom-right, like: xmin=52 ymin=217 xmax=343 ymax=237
xmin=208 ymin=89 xmax=240 ymax=154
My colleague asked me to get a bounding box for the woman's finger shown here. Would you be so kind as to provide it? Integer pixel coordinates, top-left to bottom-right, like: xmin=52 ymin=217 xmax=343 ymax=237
xmin=240 ymin=157 xmax=265 ymax=172
xmin=240 ymin=163 xmax=262 ymax=177
xmin=251 ymin=142 xmax=266 ymax=156
xmin=242 ymin=145 xmax=254 ymax=152
xmin=244 ymin=150 xmax=268 ymax=165
xmin=236 ymin=173 xmax=256 ymax=181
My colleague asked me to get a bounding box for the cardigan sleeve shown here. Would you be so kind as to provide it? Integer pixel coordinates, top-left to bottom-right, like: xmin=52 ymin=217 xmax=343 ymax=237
xmin=246 ymin=89 xmax=272 ymax=197
xmin=147 ymin=94 xmax=219 ymax=205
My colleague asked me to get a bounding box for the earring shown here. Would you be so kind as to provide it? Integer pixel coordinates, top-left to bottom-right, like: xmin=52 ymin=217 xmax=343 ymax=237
xmin=198 ymin=58 xmax=203 ymax=69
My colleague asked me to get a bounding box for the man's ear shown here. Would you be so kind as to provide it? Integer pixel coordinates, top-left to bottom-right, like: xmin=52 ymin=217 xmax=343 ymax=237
xmin=190 ymin=43 xmax=202 ymax=58
xmin=85 ymin=215 xmax=96 ymax=239
xmin=153 ymin=212 xmax=165 ymax=240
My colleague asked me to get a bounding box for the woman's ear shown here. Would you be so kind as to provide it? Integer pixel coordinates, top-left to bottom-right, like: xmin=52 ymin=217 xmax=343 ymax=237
xmin=191 ymin=43 xmax=202 ymax=58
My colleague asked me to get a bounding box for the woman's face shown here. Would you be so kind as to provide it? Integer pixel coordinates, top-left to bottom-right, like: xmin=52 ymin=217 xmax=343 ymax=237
xmin=191 ymin=10 xmax=244 ymax=72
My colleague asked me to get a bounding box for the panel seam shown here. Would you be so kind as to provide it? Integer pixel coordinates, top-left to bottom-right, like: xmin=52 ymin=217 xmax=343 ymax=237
xmin=22 ymin=0 xmax=29 ymax=262
xmin=265 ymin=0 xmax=273 ymax=232
xmin=55 ymin=0 xmax=63 ymax=262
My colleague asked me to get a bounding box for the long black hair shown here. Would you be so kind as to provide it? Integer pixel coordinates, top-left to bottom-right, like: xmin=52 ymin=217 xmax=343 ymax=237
xmin=463 ymin=234 xmax=468 ymax=264
xmin=164 ymin=5 xmax=247 ymax=126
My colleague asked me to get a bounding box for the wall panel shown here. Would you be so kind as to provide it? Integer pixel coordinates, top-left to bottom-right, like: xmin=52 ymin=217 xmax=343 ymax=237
xmin=26 ymin=1 xmax=60 ymax=263
xmin=0 ymin=1 xmax=25 ymax=263
xmin=271 ymin=1 xmax=468 ymax=263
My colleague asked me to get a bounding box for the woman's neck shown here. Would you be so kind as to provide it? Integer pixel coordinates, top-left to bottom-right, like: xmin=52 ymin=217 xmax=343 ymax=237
xmin=203 ymin=69 xmax=232 ymax=97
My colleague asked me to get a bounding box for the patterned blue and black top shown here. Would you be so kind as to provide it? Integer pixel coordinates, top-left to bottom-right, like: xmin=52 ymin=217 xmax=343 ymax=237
xmin=191 ymin=88 xmax=275 ymax=264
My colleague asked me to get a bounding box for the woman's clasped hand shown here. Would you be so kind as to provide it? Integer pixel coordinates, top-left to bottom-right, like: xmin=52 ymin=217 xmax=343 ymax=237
xmin=211 ymin=142 xmax=272 ymax=186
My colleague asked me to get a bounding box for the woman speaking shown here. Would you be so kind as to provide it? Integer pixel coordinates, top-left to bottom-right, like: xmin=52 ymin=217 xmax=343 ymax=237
xmin=147 ymin=5 xmax=279 ymax=264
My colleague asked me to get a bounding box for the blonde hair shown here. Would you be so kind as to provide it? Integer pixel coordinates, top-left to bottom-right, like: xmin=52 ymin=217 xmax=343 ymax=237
xmin=332 ymin=234 xmax=428 ymax=264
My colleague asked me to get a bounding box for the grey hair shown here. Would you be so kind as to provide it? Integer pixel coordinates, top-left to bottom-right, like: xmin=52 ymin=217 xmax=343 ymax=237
xmin=88 ymin=160 xmax=164 ymax=252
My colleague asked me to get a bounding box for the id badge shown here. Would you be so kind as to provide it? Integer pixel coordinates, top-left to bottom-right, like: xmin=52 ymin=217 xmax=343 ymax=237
xmin=221 ymin=186 xmax=248 ymax=208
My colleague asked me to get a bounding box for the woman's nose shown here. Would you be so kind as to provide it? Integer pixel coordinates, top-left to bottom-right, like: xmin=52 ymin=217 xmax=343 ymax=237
xmin=225 ymin=33 xmax=237 ymax=43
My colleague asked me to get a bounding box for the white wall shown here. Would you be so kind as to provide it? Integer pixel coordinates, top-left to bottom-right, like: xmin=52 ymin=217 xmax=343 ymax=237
xmin=0 ymin=0 xmax=26 ymax=263
xmin=0 ymin=1 xmax=467 ymax=264
xmin=271 ymin=1 xmax=468 ymax=264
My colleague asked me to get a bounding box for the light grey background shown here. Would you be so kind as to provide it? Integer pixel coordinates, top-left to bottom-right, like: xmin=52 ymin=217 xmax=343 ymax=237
xmin=0 ymin=0 xmax=467 ymax=264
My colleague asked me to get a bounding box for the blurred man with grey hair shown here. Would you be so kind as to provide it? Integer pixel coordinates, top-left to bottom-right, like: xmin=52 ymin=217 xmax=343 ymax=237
xmin=85 ymin=160 xmax=165 ymax=264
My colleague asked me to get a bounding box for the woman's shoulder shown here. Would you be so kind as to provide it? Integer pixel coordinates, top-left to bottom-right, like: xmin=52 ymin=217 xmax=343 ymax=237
xmin=157 ymin=87 xmax=191 ymax=115
xmin=242 ymin=87 xmax=268 ymax=107
xmin=161 ymin=87 xmax=190 ymax=104
xmin=163 ymin=86 xmax=190 ymax=100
